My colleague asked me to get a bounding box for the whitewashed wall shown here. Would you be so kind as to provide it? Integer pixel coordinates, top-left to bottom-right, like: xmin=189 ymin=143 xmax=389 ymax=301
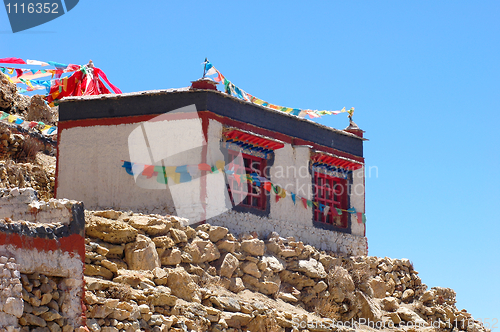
xmin=57 ymin=118 xmax=205 ymax=221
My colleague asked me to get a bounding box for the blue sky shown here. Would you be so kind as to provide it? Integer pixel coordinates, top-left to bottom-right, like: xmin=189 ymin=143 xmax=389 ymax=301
xmin=2 ymin=0 xmax=499 ymax=324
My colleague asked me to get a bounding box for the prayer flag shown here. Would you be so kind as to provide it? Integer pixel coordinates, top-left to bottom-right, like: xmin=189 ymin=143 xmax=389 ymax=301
xmin=301 ymin=197 xmax=308 ymax=209
xmin=142 ymin=165 xmax=157 ymax=179
xmin=357 ymin=212 xmax=363 ymax=224
xmin=0 ymin=58 xmax=26 ymax=64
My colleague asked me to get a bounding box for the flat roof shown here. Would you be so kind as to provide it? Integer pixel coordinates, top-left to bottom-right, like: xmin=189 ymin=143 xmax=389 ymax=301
xmin=59 ymin=88 xmax=364 ymax=157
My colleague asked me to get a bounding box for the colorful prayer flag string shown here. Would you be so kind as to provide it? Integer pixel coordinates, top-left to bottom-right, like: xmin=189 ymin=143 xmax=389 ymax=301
xmin=203 ymin=59 xmax=354 ymax=120
xmin=0 ymin=111 xmax=57 ymax=136
xmin=121 ymin=160 xmax=366 ymax=223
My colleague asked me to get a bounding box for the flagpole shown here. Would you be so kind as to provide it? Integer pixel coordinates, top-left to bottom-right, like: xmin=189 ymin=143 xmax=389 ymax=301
xmin=202 ymin=58 xmax=208 ymax=78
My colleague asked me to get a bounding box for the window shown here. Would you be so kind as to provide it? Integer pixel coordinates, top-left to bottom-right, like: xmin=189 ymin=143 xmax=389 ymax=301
xmin=227 ymin=150 xmax=267 ymax=210
xmin=313 ymin=171 xmax=348 ymax=228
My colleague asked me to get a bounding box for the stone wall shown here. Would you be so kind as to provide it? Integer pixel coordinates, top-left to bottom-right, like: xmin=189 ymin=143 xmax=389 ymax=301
xmin=0 ymin=187 xmax=86 ymax=331
xmin=208 ymin=210 xmax=368 ymax=256
xmin=0 ymin=256 xmax=23 ymax=330
xmin=80 ymin=209 xmax=489 ymax=332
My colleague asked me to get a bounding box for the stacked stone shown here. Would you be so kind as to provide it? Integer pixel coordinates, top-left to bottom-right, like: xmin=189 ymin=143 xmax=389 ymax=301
xmin=83 ymin=210 xmax=491 ymax=332
xmin=0 ymin=127 xmax=24 ymax=158
xmin=18 ymin=273 xmax=75 ymax=332
xmin=0 ymin=188 xmax=75 ymax=226
xmin=0 ymin=161 xmax=55 ymax=199
xmin=0 ymin=256 xmax=23 ymax=332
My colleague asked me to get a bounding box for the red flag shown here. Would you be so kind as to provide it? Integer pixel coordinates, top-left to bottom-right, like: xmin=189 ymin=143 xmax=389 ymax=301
xmin=95 ymin=67 xmax=122 ymax=94
xmin=301 ymin=197 xmax=308 ymax=209
xmin=142 ymin=165 xmax=157 ymax=179
xmin=198 ymin=163 xmax=212 ymax=171
xmin=263 ymin=182 xmax=272 ymax=192
xmin=357 ymin=212 xmax=363 ymax=224
xmin=214 ymin=70 xmax=224 ymax=83
xmin=0 ymin=57 xmax=26 ymax=64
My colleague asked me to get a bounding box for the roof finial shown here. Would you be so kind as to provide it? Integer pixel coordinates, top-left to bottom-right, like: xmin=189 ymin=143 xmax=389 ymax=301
xmin=347 ymin=107 xmax=354 ymax=122
xmin=202 ymin=58 xmax=208 ymax=78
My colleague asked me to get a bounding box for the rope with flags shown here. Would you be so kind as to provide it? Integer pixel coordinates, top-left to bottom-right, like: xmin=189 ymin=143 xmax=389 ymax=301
xmin=121 ymin=159 xmax=367 ymax=225
xmin=0 ymin=57 xmax=122 ymax=106
xmin=202 ymin=59 xmax=354 ymax=119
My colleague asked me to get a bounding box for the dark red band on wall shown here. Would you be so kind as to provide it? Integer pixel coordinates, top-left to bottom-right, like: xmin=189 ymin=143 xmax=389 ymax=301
xmin=0 ymin=232 xmax=85 ymax=262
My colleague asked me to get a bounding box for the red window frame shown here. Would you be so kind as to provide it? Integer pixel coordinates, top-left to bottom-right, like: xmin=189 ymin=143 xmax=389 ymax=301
xmin=227 ymin=150 xmax=267 ymax=210
xmin=313 ymin=171 xmax=348 ymax=228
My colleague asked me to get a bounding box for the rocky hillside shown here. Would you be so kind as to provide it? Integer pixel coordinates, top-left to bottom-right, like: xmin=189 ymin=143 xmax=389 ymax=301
xmin=81 ymin=210 xmax=488 ymax=332
xmin=1 ymin=74 xmax=490 ymax=332
xmin=0 ymin=73 xmax=57 ymax=200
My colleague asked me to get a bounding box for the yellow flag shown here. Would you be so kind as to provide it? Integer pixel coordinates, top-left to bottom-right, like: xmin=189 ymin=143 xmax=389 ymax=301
xmin=216 ymin=160 xmax=225 ymax=170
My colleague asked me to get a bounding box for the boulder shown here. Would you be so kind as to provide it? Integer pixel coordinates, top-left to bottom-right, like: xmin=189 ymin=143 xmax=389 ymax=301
xmin=369 ymin=276 xmax=387 ymax=298
xmin=126 ymin=216 xmax=172 ymax=236
xmin=222 ymin=312 xmax=252 ymax=328
xmin=288 ymin=258 xmax=326 ymax=279
xmin=3 ymin=297 xmax=23 ymax=317
xmin=124 ymin=235 xmax=160 ymax=271
xmin=97 ymin=242 xmax=125 ymax=258
xmin=228 ymin=277 xmax=245 ymax=293
xmin=356 ymin=291 xmax=383 ymax=322
xmin=313 ymin=281 xmax=328 ymax=293
xmin=328 ymin=266 xmax=355 ymax=293
xmin=216 ymin=239 xmax=237 ymax=253
xmin=216 ymin=296 xmax=241 ymax=312
xmin=388 ymin=312 xmax=402 ymax=324
xmin=167 ymin=267 xmax=201 ymax=303
xmin=278 ymin=270 xmax=315 ymax=290
xmin=402 ymin=289 xmax=415 ymax=303
xmin=24 ymin=313 xmax=47 ymax=327
xmin=169 ymin=228 xmax=188 ymax=243
xmin=85 ymin=265 xmax=114 ymax=280
xmin=218 ymin=253 xmax=239 ymax=278
xmin=420 ymin=289 xmax=436 ymax=303
xmin=100 ymin=259 xmax=118 ymax=273
xmin=318 ymin=254 xmax=341 ymax=272
xmin=146 ymin=286 xmax=177 ymax=306
xmin=258 ymin=281 xmax=280 ymax=295
xmin=278 ymin=292 xmax=298 ymax=303
xmin=241 ymin=239 xmax=265 ymax=256
xmin=183 ymin=238 xmax=220 ymax=264
xmin=160 ymin=248 xmax=182 ymax=266
xmin=396 ymin=307 xmax=426 ymax=324
xmin=261 ymin=255 xmax=284 ymax=273
xmin=382 ymin=297 xmax=399 ymax=312
xmin=280 ymin=248 xmax=300 ymax=258
xmin=93 ymin=210 xmax=122 ymax=220
xmin=86 ymin=216 xmax=138 ymax=244
xmin=241 ymin=261 xmax=261 ymax=278
xmin=209 ymin=226 xmax=228 ymax=242
xmin=113 ymin=269 xmax=154 ymax=288
xmin=152 ymin=236 xmax=175 ymax=249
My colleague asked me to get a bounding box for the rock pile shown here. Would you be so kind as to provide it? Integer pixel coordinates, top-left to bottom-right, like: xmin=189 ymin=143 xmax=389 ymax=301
xmin=0 ymin=157 xmax=55 ymax=200
xmin=0 ymin=73 xmax=30 ymax=115
xmin=83 ymin=210 xmax=490 ymax=332
xmin=0 ymin=256 xmax=24 ymax=330
xmin=19 ymin=273 xmax=76 ymax=332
